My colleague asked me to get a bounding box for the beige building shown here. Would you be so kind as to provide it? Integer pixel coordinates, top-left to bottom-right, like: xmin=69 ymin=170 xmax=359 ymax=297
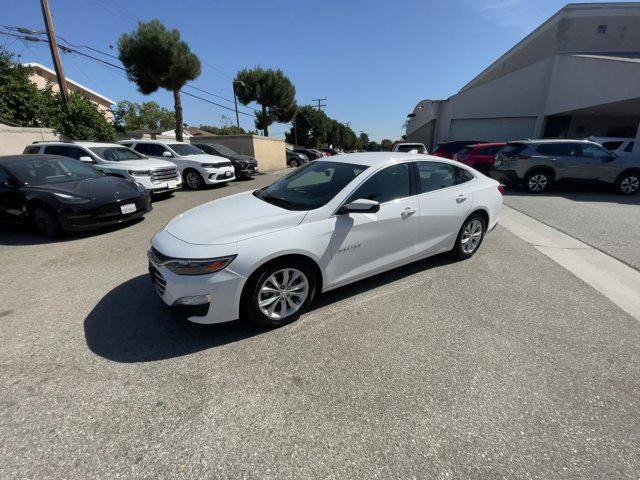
xmin=405 ymin=2 xmax=640 ymax=151
xmin=190 ymin=134 xmax=286 ymax=172
xmin=26 ymin=62 xmax=115 ymax=122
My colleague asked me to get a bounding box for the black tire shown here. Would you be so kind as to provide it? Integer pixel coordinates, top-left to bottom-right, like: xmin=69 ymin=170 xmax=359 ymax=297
xmin=240 ymin=259 xmax=318 ymax=328
xmin=524 ymin=170 xmax=552 ymax=193
xmin=33 ymin=206 xmax=64 ymax=239
xmin=184 ymin=169 xmax=204 ymax=190
xmin=615 ymin=171 xmax=640 ymax=195
xmin=450 ymin=213 xmax=486 ymax=260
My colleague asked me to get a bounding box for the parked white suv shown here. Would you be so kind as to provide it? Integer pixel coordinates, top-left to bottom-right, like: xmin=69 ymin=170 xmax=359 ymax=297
xmin=588 ymin=136 xmax=636 ymax=158
xmin=118 ymin=140 xmax=235 ymax=189
xmin=24 ymin=141 xmax=182 ymax=194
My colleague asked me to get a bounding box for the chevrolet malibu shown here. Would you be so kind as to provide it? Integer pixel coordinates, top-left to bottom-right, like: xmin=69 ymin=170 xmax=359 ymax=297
xmin=148 ymin=153 xmax=503 ymax=327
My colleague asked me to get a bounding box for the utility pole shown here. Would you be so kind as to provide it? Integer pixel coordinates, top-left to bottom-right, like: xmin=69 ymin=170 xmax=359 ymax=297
xmin=40 ymin=0 xmax=69 ymax=111
xmin=232 ymin=80 xmax=245 ymax=129
xmin=312 ymin=98 xmax=326 ymax=111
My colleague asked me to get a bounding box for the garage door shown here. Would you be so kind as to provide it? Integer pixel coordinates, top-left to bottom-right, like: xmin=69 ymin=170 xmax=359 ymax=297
xmin=449 ymin=117 xmax=536 ymax=142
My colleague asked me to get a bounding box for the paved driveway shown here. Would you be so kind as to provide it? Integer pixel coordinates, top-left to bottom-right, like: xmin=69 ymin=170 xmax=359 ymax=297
xmin=1 ymin=175 xmax=639 ymax=479
xmin=504 ymin=185 xmax=640 ymax=270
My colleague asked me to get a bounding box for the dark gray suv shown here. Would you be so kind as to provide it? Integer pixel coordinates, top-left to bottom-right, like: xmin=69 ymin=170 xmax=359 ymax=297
xmin=491 ymin=140 xmax=640 ymax=194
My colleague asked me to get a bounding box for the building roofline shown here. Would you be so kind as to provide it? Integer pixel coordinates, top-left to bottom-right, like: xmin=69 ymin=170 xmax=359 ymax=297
xmin=459 ymin=2 xmax=640 ymax=92
xmin=25 ymin=62 xmax=115 ymax=105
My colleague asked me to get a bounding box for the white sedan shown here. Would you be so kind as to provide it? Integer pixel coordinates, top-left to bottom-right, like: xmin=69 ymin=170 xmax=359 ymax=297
xmin=148 ymin=153 xmax=503 ymax=327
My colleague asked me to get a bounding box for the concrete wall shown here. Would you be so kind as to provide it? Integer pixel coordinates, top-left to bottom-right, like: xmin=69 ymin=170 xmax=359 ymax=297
xmin=0 ymin=126 xmax=61 ymax=156
xmin=190 ymin=135 xmax=286 ymax=172
xmin=464 ymin=3 xmax=640 ymax=91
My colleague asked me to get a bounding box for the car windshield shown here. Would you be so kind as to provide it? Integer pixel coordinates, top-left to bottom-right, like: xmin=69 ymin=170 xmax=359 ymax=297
xmin=89 ymin=146 xmax=147 ymax=161
xmin=6 ymin=157 xmax=102 ymax=185
xmin=254 ymin=161 xmax=368 ymax=211
xmin=210 ymin=144 xmax=238 ymax=156
xmin=169 ymin=144 xmax=204 ymax=156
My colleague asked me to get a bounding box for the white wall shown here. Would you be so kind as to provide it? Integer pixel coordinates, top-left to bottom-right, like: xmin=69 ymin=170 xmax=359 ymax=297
xmin=0 ymin=126 xmax=61 ymax=156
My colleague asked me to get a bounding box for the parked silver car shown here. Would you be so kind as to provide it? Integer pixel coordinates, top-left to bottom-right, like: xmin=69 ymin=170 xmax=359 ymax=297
xmin=490 ymin=139 xmax=640 ymax=194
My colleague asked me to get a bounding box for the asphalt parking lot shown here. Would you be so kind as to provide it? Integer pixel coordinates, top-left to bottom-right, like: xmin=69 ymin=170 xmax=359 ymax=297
xmin=2 ymin=174 xmax=639 ymax=479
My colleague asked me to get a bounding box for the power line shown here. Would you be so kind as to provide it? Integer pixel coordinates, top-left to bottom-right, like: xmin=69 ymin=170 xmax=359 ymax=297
xmin=312 ymin=97 xmax=327 ymax=111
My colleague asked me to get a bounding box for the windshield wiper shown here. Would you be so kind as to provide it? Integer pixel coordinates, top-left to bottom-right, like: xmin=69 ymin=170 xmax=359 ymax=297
xmin=262 ymin=194 xmax=293 ymax=209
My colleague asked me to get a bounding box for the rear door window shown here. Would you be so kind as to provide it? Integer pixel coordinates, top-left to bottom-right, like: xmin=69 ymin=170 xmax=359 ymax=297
xmin=415 ymin=162 xmax=456 ymax=193
xmin=23 ymin=146 xmax=40 ymax=154
xmin=535 ymin=143 xmax=580 ymax=157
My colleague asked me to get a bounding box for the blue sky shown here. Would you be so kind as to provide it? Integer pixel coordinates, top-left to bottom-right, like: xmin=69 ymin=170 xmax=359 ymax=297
xmin=2 ymin=0 xmax=600 ymax=141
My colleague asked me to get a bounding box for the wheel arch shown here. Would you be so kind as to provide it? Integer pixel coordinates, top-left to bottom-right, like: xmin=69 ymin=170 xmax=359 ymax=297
xmin=524 ymin=165 xmax=556 ymax=181
xmin=240 ymin=253 xmax=324 ymax=302
xmin=616 ymin=167 xmax=640 ymax=181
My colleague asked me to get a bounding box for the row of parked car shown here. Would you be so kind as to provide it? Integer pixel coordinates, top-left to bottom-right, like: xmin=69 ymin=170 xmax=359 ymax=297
xmin=0 ymin=139 xmax=260 ymax=238
xmin=396 ymin=137 xmax=640 ymax=195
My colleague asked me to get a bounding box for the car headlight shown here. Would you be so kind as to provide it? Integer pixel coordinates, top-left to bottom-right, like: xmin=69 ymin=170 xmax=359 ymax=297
xmin=164 ymin=255 xmax=237 ymax=275
xmin=53 ymin=192 xmax=90 ymax=204
xmin=128 ymin=170 xmax=151 ymax=176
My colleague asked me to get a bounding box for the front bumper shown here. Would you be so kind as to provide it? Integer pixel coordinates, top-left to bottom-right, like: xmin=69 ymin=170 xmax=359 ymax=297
xmin=148 ymin=255 xmax=245 ymax=324
xmin=235 ymin=163 xmax=259 ymax=178
xmin=203 ymin=166 xmax=236 ymax=184
xmin=59 ymin=195 xmax=152 ymax=232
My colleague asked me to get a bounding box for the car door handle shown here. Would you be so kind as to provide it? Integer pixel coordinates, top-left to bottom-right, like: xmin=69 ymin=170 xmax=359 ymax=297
xmin=456 ymin=194 xmax=467 ymax=203
xmin=401 ymin=207 xmax=416 ymax=217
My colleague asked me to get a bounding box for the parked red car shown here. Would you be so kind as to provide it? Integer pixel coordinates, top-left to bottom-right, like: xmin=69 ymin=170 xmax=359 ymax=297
xmin=430 ymin=140 xmax=486 ymax=159
xmin=452 ymin=142 xmax=506 ymax=174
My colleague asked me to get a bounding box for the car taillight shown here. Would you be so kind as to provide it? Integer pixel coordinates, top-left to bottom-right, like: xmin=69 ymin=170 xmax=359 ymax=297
xmin=498 ymin=185 xmax=504 ymax=195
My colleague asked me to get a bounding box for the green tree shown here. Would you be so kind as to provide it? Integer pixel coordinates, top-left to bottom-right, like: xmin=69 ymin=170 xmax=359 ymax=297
xmin=0 ymin=48 xmax=114 ymax=140
xmin=366 ymin=141 xmax=381 ymax=152
xmin=380 ymin=139 xmax=393 ymax=151
xmin=112 ymin=100 xmax=176 ymax=132
xmin=118 ymin=20 xmax=201 ymax=141
xmin=357 ymin=132 xmax=369 ymax=151
xmin=234 ymin=67 xmax=296 ymax=136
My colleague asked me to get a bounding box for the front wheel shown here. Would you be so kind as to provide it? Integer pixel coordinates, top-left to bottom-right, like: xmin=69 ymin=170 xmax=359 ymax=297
xmin=616 ymin=172 xmax=640 ymax=195
xmin=184 ymin=170 xmax=204 ymax=190
xmin=33 ymin=206 xmax=64 ymax=239
xmin=451 ymin=214 xmax=486 ymax=260
xmin=241 ymin=260 xmax=317 ymax=328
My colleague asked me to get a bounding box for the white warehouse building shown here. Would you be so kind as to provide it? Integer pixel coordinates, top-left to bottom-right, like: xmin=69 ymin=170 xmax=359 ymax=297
xmin=405 ymin=2 xmax=640 ymax=151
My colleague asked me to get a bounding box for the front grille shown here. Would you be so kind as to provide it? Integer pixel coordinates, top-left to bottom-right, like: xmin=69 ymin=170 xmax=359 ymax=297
xmin=149 ymin=264 xmax=166 ymax=295
xmin=151 ymin=167 xmax=179 ymax=183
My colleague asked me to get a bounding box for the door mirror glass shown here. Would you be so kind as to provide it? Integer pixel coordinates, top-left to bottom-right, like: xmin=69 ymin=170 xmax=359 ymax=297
xmin=79 ymin=156 xmax=94 ymax=163
xmin=339 ymin=198 xmax=380 ymax=214
xmin=162 ymin=151 xmax=173 ymax=158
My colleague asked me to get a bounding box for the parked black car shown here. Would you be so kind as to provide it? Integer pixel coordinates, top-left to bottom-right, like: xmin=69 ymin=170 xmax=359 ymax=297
xmin=192 ymin=143 xmax=259 ymax=179
xmin=293 ymin=148 xmax=323 ymax=160
xmin=0 ymin=155 xmax=152 ymax=238
xmin=286 ymin=148 xmax=309 ymax=167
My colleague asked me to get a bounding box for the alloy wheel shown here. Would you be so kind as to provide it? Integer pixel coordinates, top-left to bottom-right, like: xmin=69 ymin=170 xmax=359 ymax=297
xmin=620 ymin=175 xmax=639 ymax=194
xmin=460 ymin=219 xmax=483 ymax=254
xmin=185 ymin=171 xmax=202 ymax=189
xmin=258 ymin=268 xmax=309 ymax=319
xmin=528 ymin=174 xmax=548 ymax=192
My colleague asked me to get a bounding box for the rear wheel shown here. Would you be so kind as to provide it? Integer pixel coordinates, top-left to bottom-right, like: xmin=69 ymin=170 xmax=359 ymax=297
xmin=451 ymin=213 xmax=486 ymax=260
xmin=616 ymin=172 xmax=640 ymax=195
xmin=241 ymin=259 xmax=317 ymax=328
xmin=33 ymin=206 xmax=64 ymax=239
xmin=525 ymin=170 xmax=551 ymax=193
xmin=184 ymin=169 xmax=204 ymax=190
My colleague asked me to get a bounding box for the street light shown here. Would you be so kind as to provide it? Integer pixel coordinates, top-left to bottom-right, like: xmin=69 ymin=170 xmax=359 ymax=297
xmin=232 ymin=80 xmax=245 ymax=129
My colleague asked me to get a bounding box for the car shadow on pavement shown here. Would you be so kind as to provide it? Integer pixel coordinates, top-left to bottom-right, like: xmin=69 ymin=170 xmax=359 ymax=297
xmin=504 ymin=184 xmax=640 ymax=205
xmin=84 ymin=274 xmax=269 ymax=363
xmin=0 ymin=217 xmax=146 ymax=246
xmin=85 ymin=254 xmax=460 ymax=363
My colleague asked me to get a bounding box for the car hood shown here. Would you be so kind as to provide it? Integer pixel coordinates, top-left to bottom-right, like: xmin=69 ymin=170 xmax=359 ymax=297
xmin=165 ymin=190 xmax=307 ymax=245
xmin=107 ymin=159 xmax=176 ymax=170
xmin=179 ymin=153 xmax=230 ymax=164
xmin=32 ymin=176 xmax=140 ymax=201
xmin=227 ymin=154 xmax=256 ymax=163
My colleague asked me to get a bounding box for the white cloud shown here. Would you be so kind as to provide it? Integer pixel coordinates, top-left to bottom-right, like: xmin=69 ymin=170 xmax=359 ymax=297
xmin=473 ymin=0 xmax=542 ymax=33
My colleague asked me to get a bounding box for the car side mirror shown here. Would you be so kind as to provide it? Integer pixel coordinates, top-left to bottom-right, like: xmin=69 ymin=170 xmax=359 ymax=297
xmin=339 ymin=198 xmax=380 ymax=214
xmin=162 ymin=151 xmax=173 ymax=157
xmin=79 ymin=156 xmax=94 ymax=163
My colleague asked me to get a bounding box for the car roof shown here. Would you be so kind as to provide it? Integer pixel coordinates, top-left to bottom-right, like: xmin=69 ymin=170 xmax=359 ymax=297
xmin=31 ymin=141 xmax=126 ymax=148
xmin=509 ymin=139 xmax=598 ymax=144
xmin=119 ymin=139 xmax=185 ymax=144
xmin=0 ymin=154 xmax=68 ymax=165
xmin=317 ymin=152 xmax=462 ymax=168
xmin=467 ymin=142 xmax=507 ymax=148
